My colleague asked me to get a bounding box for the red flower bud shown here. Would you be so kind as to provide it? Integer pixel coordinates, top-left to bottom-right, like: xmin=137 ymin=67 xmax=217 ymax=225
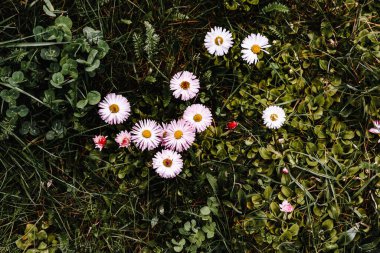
xmin=227 ymin=121 xmax=238 ymax=130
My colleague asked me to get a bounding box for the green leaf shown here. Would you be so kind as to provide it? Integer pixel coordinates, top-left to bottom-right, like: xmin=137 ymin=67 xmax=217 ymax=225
xmin=288 ymin=224 xmax=299 ymax=236
xmin=87 ymin=91 xmax=101 ymax=105
xmin=6 ymin=107 xmax=18 ymax=117
xmin=200 ymin=206 xmax=211 ymax=216
xmin=50 ymin=72 xmax=65 ymax=88
xmin=55 ymin=16 xmax=73 ymax=29
xmin=85 ymin=59 xmax=100 ymax=72
xmin=38 ymin=241 xmax=48 ymax=250
xmin=263 ymin=185 xmax=272 ymax=200
xmin=43 ymin=5 xmax=56 ymax=17
xmin=280 ymin=230 xmax=293 ymax=241
xmin=11 ymin=71 xmax=24 ymax=83
xmin=16 ymin=238 xmax=31 ymax=250
xmin=259 ymin=147 xmax=271 ymax=159
xmin=17 ymin=105 xmax=29 ymax=117
xmin=322 ymin=219 xmax=334 ymax=231
xmin=332 ymin=143 xmax=343 ymax=155
xmin=41 ymin=46 xmax=60 ymax=61
xmin=281 ymin=186 xmax=293 ymax=198
xmin=46 ymin=130 xmax=56 ymax=140
xmin=76 ymin=99 xmax=88 ymax=109
xmin=44 ymin=0 xmax=55 ymax=11
xmin=337 ymin=227 xmax=358 ymax=246
xmin=173 ymin=245 xmax=183 ymax=252
xmin=206 ymin=173 xmax=218 ymax=193
xmin=87 ymin=49 xmax=99 ymax=65
xmin=33 ymin=26 xmax=44 ymax=42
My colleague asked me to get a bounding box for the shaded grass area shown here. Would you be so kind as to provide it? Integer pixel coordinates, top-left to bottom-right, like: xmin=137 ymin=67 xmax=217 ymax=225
xmin=0 ymin=0 xmax=379 ymax=252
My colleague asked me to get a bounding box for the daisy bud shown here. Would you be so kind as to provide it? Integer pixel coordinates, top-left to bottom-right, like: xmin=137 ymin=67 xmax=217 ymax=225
xmin=93 ymin=135 xmax=107 ymax=151
xmin=279 ymin=200 xmax=294 ymax=213
xmin=282 ymin=168 xmax=289 ymax=174
xmin=227 ymin=121 xmax=238 ymax=130
xmin=115 ymin=130 xmax=131 ymax=148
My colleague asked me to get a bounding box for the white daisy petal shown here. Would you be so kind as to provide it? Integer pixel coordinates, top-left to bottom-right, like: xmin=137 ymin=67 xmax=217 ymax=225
xmin=183 ymin=104 xmax=213 ymax=133
xmin=369 ymin=128 xmax=380 ymax=134
xmin=163 ymin=119 xmax=196 ymax=152
xmin=373 ymin=120 xmax=380 ymax=129
xmin=170 ymin=71 xmax=200 ymax=101
xmin=98 ymin=93 xmax=131 ymax=125
xmin=131 ymin=119 xmax=162 ymax=151
xmin=204 ymin=26 xmax=234 ymax=56
xmin=262 ymin=105 xmax=286 ymax=129
xmin=241 ymin=33 xmax=271 ymax=65
xmin=152 ymin=149 xmax=183 ymax=178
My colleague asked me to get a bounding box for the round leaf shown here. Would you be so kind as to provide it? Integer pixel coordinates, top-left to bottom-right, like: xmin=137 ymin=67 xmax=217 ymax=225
xmin=17 ymin=105 xmax=29 ymax=117
xmin=87 ymin=91 xmax=101 ymax=105
xmin=11 ymin=71 xmax=24 ymax=83
xmin=76 ymin=99 xmax=88 ymax=109
xmin=200 ymin=206 xmax=211 ymax=216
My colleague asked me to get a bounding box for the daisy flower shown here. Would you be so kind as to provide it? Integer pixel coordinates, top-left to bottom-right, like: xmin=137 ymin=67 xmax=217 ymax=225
xmin=262 ymin=105 xmax=286 ymax=129
xmin=170 ymin=71 xmax=200 ymax=101
xmin=131 ymin=119 xmax=162 ymax=151
xmin=98 ymin=93 xmax=131 ymax=125
xmin=183 ymin=104 xmax=213 ymax=133
xmin=369 ymin=120 xmax=380 ymax=143
xmin=279 ymin=200 xmax=294 ymax=213
xmin=152 ymin=149 xmax=183 ymax=178
xmin=115 ymin=130 xmax=131 ymax=148
xmin=204 ymin=26 xmax=234 ymax=56
xmin=93 ymin=135 xmax=107 ymax=151
xmin=163 ymin=119 xmax=196 ymax=152
xmin=241 ymin=33 xmax=271 ymax=65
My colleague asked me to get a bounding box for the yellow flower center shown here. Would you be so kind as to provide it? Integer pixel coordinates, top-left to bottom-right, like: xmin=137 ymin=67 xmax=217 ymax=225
xmin=214 ymin=36 xmax=224 ymax=46
xmin=270 ymin=114 xmax=278 ymax=121
xmin=109 ymin=104 xmax=120 ymax=113
xmin=180 ymin=81 xmax=190 ymax=90
xmin=142 ymin=130 xmax=152 ymax=138
xmin=174 ymin=130 xmax=183 ymax=139
xmin=251 ymin=44 xmax=261 ymax=54
xmin=162 ymin=158 xmax=173 ymax=167
xmin=193 ymin=114 xmax=202 ymax=122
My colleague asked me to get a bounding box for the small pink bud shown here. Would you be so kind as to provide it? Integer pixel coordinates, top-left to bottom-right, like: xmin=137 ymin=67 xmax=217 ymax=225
xmin=93 ymin=135 xmax=107 ymax=151
xmin=282 ymin=168 xmax=289 ymax=174
xmin=115 ymin=130 xmax=131 ymax=148
xmin=279 ymin=200 xmax=294 ymax=213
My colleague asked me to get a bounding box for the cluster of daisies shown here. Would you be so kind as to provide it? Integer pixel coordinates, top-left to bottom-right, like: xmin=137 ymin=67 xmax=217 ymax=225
xmin=93 ymin=71 xmax=213 ymax=179
xmin=92 ymin=26 xmax=289 ymax=179
xmin=204 ymin=26 xmax=270 ymax=65
xmin=205 ymin=26 xmax=287 ymax=129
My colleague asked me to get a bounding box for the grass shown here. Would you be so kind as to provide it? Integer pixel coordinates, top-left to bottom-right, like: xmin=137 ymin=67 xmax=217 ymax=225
xmin=0 ymin=0 xmax=379 ymax=252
